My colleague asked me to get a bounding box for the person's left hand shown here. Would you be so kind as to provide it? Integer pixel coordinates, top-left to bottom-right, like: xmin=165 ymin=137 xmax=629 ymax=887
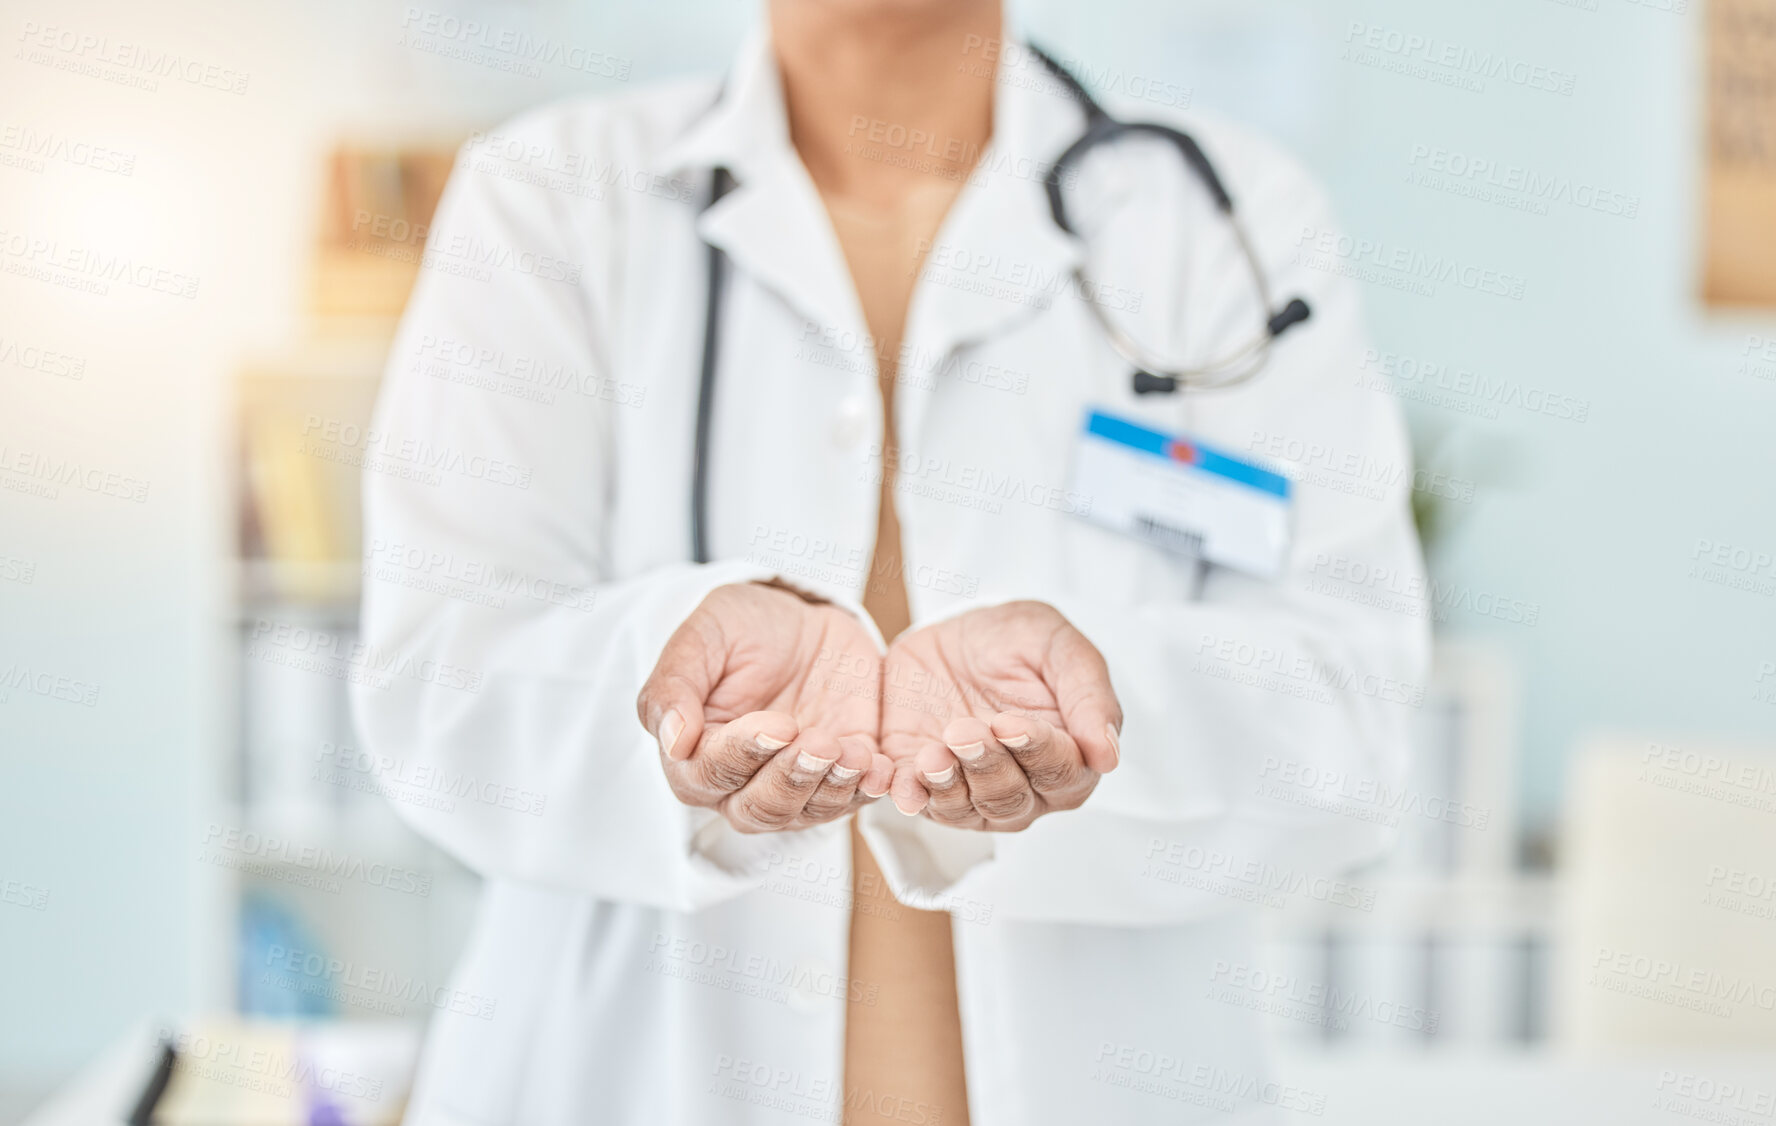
xmin=879 ymin=601 xmax=1122 ymax=831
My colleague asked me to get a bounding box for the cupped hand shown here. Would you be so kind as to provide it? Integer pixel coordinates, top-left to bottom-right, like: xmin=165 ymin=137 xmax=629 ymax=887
xmin=637 ymin=581 xmax=893 ymax=833
xmin=879 ymin=600 xmax=1121 ymax=831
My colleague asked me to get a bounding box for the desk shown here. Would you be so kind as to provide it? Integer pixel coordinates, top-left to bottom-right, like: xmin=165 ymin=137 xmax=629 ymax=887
xmin=1279 ymin=1049 xmax=1776 ymax=1125
xmin=20 ymin=1030 xmax=1776 ymax=1125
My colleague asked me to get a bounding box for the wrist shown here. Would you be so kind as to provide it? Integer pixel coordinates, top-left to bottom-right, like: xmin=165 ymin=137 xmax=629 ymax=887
xmin=751 ymin=576 xmax=831 ymax=607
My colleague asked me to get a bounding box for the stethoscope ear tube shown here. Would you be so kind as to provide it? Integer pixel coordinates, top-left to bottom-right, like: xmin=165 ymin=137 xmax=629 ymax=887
xmin=1267 ymin=298 xmax=1312 ymax=337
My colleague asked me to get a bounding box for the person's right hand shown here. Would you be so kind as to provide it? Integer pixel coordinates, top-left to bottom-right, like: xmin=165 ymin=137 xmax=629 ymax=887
xmin=637 ymin=581 xmax=893 ymax=833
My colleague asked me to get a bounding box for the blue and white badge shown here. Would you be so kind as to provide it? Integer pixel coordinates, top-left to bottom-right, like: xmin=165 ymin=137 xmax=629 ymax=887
xmin=1068 ymin=410 xmax=1293 ymax=578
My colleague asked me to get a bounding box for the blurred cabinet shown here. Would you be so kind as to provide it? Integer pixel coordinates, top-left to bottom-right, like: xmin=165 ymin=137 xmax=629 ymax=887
xmin=1259 ymin=638 xmax=1555 ymax=1052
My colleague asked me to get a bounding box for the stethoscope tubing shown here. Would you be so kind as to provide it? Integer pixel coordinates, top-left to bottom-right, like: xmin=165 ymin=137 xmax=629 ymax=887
xmin=689 ymin=44 xmax=1310 ymax=561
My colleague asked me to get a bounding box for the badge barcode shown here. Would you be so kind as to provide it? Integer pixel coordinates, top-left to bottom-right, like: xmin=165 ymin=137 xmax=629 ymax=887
xmin=1134 ymin=513 xmax=1204 ymax=555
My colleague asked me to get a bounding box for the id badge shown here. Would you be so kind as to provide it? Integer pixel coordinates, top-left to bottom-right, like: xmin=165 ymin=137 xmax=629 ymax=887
xmin=1068 ymin=410 xmax=1293 ymax=578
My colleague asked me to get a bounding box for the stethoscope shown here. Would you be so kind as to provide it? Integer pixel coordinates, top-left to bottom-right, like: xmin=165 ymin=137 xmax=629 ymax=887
xmin=691 ymin=45 xmax=1312 ymax=563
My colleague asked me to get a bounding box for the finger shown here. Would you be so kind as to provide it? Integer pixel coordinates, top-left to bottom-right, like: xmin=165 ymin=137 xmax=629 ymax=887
xmin=724 ymin=729 xmax=841 ymax=833
xmin=988 ymin=712 xmax=1090 ymax=795
xmin=801 ymin=734 xmax=873 ymax=823
xmin=943 ymin=717 xmax=1036 ymax=824
xmin=915 ymin=743 xmax=978 ymax=828
xmin=686 ymin=710 xmax=799 ymax=795
xmin=859 ymin=751 xmax=895 ymax=800
xmin=889 ymin=753 xmax=933 ymax=818
xmin=1048 ymin=627 xmax=1123 ymax=773
xmin=636 ymin=619 xmax=724 ymax=761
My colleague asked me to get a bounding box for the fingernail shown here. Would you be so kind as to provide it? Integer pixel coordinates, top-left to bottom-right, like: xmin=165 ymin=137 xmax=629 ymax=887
xmin=828 ymin=764 xmax=861 ymax=783
xmin=922 ymin=767 xmax=955 ymax=786
xmin=1000 ymin=733 xmax=1030 ymax=749
xmin=949 ymin=742 xmax=985 ymax=762
xmin=795 ymin=751 xmax=837 ymax=773
xmin=1105 ymin=723 xmax=1121 ymax=766
xmin=893 ymin=796 xmax=924 ymax=816
xmin=658 ymin=710 xmax=684 ymax=759
xmin=755 ymin=732 xmax=790 ymax=751
xmin=861 ymin=784 xmax=889 ymax=799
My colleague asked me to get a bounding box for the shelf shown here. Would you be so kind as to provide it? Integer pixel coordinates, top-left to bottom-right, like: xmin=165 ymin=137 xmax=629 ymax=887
xmin=236 ymin=334 xmax=395 ymax=383
xmin=212 ymin=798 xmax=471 ymax=876
xmin=1271 ymin=873 xmax=1559 ymax=937
xmin=236 ymin=558 xmax=363 ymax=617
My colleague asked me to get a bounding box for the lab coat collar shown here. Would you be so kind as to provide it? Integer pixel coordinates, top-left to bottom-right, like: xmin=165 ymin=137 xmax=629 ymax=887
xmin=907 ymin=37 xmax=1089 ymax=363
xmin=664 ymin=28 xmax=864 ymax=347
xmin=659 ymin=27 xmax=786 ymax=183
xmin=662 ymin=24 xmax=1089 ymax=365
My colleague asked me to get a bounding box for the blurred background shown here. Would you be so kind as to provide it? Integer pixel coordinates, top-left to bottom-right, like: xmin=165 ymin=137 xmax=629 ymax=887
xmin=3 ymin=0 xmax=1775 ymax=1122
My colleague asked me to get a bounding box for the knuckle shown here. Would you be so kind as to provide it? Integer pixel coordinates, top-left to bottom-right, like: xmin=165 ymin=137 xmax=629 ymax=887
xmin=799 ymin=798 xmax=843 ymax=824
xmin=1022 ymin=760 xmax=1074 ymax=792
xmin=731 ymin=796 xmax=794 ymax=833
xmin=1045 ymin=782 xmax=1093 ymax=812
xmin=959 ymin=762 xmax=1014 ymax=793
xmin=974 ymin=788 xmax=1036 ymax=821
xmin=703 ymin=758 xmax=756 ymax=793
xmin=767 ymin=773 xmax=810 ymax=803
xmin=927 ymin=805 xmax=979 ymax=829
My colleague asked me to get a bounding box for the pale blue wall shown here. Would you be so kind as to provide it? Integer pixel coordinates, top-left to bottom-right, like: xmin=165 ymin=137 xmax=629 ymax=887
xmin=2 ymin=0 xmax=1772 ymax=1093
xmin=1034 ymin=0 xmax=1776 ymax=830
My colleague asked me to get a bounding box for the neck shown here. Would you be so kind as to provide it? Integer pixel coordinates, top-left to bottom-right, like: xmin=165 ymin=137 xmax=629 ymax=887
xmin=769 ymin=0 xmax=1001 ymax=207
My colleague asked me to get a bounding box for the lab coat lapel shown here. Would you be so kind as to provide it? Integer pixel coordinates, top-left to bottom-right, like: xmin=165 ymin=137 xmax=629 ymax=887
xmin=896 ymin=37 xmax=1087 ymax=454
xmin=662 ymin=30 xmax=867 ymax=350
xmin=697 ymin=159 xmax=864 ymax=343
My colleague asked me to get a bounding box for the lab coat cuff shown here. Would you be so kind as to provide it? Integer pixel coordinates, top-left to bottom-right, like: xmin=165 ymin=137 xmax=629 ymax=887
xmin=854 ymin=801 xmax=996 ymax=908
xmin=687 ymin=814 xmax=848 ymax=886
xmin=821 ymin=587 xmax=888 ymax=655
xmin=904 ymin=594 xmax=990 ymax=634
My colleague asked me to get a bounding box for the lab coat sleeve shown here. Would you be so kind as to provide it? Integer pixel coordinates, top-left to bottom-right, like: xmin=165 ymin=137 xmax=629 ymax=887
xmin=859 ymin=141 xmax=1433 ymax=927
xmin=348 ymin=129 xmax=859 ymax=912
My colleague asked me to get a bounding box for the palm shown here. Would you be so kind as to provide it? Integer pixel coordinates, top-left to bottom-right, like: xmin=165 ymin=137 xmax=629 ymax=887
xmin=880 ymin=612 xmax=1066 ymax=766
xmin=702 ymin=593 xmax=880 ymax=744
xmin=876 ymin=602 xmax=1121 ymax=827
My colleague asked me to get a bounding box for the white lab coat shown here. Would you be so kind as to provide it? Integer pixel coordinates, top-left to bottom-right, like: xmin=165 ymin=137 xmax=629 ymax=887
xmin=352 ymin=24 xmax=1428 ymax=1126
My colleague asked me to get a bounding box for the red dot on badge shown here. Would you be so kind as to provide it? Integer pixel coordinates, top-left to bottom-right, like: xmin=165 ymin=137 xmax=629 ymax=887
xmin=1168 ymin=440 xmax=1199 ymax=464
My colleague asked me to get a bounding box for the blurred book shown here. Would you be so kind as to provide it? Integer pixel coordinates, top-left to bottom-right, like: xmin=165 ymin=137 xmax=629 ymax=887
xmin=19 ymin=1020 xmax=417 ymax=1126
xmin=153 ymin=1019 xmax=416 ymax=1126
xmin=236 ymin=341 xmax=385 ymax=604
xmin=311 ymin=145 xmax=458 ymax=320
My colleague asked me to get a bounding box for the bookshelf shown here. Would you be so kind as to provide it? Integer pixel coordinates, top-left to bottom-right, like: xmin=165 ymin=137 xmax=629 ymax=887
xmin=214 ymin=144 xmax=479 ymax=1019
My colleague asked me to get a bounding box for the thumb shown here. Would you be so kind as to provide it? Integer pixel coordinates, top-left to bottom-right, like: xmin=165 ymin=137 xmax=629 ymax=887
xmin=1047 ymin=624 xmax=1123 ymax=773
xmin=637 ymin=613 xmax=725 ymax=762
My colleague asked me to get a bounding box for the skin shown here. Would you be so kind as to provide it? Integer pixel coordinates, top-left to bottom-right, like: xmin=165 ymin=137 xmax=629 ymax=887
xmin=641 ymin=588 xmax=1122 ymax=835
xmin=882 ymin=601 xmax=1122 ymax=828
xmin=772 ymin=0 xmax=999 ymax=207
xmin=640 ymin=0 xmax=1123 ymax=837
xmin=636 ymin=582 xmax=893 ymax=833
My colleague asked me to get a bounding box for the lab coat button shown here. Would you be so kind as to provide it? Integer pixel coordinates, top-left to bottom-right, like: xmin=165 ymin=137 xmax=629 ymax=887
xmin=832 ymin=398 xmax=870 ymax=449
